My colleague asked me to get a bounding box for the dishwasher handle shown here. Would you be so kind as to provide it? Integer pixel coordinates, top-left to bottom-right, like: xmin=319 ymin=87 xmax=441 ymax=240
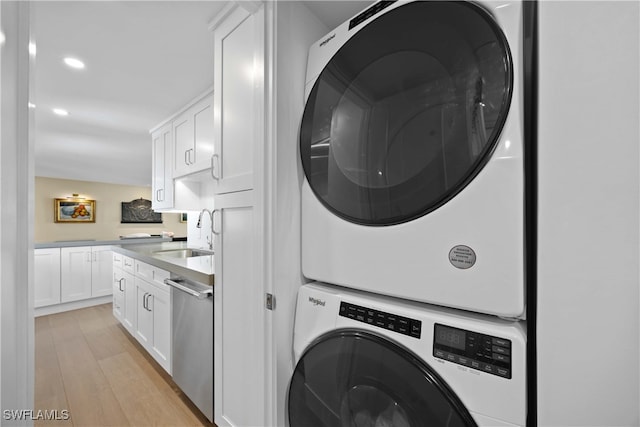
xmin=164 ymin=278 xmax=213 ymax=300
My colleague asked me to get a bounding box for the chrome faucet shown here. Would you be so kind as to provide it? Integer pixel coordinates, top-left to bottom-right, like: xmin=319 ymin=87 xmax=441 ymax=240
xmin=197 ymin=209 xmax=214 ymax=249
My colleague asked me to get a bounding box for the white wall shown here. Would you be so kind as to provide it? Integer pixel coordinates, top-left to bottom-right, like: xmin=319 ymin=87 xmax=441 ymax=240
xmin=537 ymin=1 xmax=639 ymax=425
xmin=0 ymin=1 xmax=34 ymax=421
xmin=270 ymin=2 xmax=329 ymax=426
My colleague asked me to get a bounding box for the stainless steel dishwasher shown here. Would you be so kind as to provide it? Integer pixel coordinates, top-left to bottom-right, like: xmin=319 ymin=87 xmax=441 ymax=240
xmin=164 ymin=277 xmax=213 ymax=422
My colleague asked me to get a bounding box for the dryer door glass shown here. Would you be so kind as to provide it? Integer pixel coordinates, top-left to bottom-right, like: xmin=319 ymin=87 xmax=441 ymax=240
xmin=288 ymin=331 xmax=478 ymax=427
xmin=300 ymin=1 xmax=512 ymax=225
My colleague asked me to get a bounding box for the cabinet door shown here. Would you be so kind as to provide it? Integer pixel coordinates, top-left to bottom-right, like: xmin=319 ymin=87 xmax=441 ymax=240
xmin=212 ymin=5 xmax=263 ymax=194
xmin=191 ymin=94 xmax=215 ymax=173
xmin=152 ymin=123 xmax=174 ymax=210
xmin=60 ymin=247 xmax=92 ymax=303
xmin=91 ymin=246 xmax=113 ymax=297
xmin=112 ymin=267 xmax=125 ymax=322
xmin=173 ymin=112 xmax=194 ymax=178
xmin=214 ymin=189 xmax=266 ymax=427
xmin=149 ymin=286 xmax=171 ymax=374
xmin=34 ymin=248 xmax=61 ymax=308
xmin=122 ymin=270 xmax=136 ymax=334
xmin=135 ymin=279 xmax=153 ymax=348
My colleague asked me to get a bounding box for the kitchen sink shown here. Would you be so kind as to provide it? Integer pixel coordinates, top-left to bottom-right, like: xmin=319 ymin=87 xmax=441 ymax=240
xmin=153 ymin=248 xmax=214 ymax=258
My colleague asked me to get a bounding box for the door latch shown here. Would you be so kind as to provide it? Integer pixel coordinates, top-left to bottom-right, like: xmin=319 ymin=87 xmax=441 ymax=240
xmin=266 ymin=293 xmax=275 ymax=311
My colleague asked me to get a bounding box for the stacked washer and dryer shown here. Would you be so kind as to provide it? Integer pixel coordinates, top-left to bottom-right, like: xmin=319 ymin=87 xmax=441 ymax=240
xmin=290 ymin=1 xmax=529 ymax=426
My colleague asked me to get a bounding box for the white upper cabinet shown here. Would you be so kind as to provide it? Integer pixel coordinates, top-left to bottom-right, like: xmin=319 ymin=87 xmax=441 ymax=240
xmin=211 ymin=4 xmax=262 ymax=194
xmin=173 ymin=92 xmax=215 ymax=179
xmin=151 ymin=122 xmax=174 ymax=210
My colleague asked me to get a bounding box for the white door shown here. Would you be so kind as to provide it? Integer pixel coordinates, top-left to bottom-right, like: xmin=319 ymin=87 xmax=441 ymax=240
xmin=122 ymin=270 xmax=136 ymax=334
xmin=112 ymin=268 xmax=125 ymax=322
xmin=173 ymin=112 xmax=194 ymax=178
xmin=34 ymin=248 xmax=61 ymax=308
xmin=60 ymin=247 xmax=92 ymax=303
xmin=214 ymin=189 xmax=266 ymax=427
xmin=135 ymin=279 xmax=153 ymax=348
xmin=150 ymin=286 xmax=171 ymax=374
xmin=91 ymin=246 xmax=112 ymax=297
xmin=191 ymin=94 xmax=215 ymax=173
xmin=212 ymin=5 xmax=263 ymax=194
xmin=152 ymin=123 xmax=174 ymax=210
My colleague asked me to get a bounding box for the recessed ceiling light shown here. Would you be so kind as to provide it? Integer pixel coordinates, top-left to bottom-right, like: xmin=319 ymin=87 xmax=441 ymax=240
xmin=29 ymin=42 xmax=36 ymax=56
xmin=52 ymin=108 xmax=69 ymax=116
xmin=63 ymin=57 xmax=85 ymax=69
xmin=28 ymin=102 xmax=36 ymax=109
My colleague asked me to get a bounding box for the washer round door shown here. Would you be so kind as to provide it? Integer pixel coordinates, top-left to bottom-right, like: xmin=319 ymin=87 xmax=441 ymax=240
xmin=300 ymin=1 xmax=513 ymax=226
xmin=288 ymin=331 xmax=477 ymax=427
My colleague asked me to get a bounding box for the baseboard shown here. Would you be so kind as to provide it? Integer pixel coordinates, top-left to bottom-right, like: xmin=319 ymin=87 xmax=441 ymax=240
xmin=34 ymin=295 xmax=113 ymax=317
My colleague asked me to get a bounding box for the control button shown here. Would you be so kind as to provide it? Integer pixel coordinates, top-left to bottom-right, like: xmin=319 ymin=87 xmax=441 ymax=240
xmin=492 ymin=345 xmax=511 ymax=356
xmin=434 ymin=350 xmax=446 ymax=359
xmin=339 ymin=304 xmax=347 ymax=314
xmin=367 ymin=310 xmax=375 ymax=317
xmin=375 ymin=320 xmax=385 ymax=327
xmin=493 ymin=353 xmax=509 ymax=363
xmin=446 ymin=353 xmax=456 ymax=362
xmin=397 ymin=324 xmax=408 ymax=334
xmin=387 ymin=322 xmax=396 ymax=331
xmin=410 ymin=321 xmax=421 ymax=338
xmin=366 ymin=316 xmax=374 ymax=324
xmin=471 ymin=360 xmax=482 ymax=370
xmin=483 ymin=364 xmax=495 ymax=374
xmin=496 ymin=367 xmax=511 ymax=378
xmin=356 ymin=314 xmax=365 ymax=322
xmin=493 ymin=337 xmax=511 ymax=348
xmin=457 ymin=356 xmax=470 ymax=367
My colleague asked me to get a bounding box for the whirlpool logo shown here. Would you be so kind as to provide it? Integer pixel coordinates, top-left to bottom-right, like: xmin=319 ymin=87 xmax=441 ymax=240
xmin=308 ymin=296 xmax=326 ymax=307
xmin=319 ymin=33 xmax=335 ymax=47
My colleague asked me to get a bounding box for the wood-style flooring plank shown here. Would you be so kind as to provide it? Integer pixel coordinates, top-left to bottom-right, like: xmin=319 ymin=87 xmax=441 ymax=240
xmin=35 ymin=303 xmax=214 ymax=427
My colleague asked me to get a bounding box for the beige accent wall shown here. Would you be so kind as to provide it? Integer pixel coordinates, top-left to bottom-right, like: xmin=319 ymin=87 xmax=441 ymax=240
xmin=35 ymin=177 xmax=187 ymax=243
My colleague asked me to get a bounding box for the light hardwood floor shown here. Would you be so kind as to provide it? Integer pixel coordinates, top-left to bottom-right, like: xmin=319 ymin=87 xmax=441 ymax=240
xmin=35 ymin=303 xmax=215 ymax=427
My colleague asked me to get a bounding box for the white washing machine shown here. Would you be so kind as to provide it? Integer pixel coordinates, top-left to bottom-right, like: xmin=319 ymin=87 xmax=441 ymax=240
xmin=300 ymin=0 xmax=528 ymax=318
xmin=288 ymin=283 xmax=527 ymax=426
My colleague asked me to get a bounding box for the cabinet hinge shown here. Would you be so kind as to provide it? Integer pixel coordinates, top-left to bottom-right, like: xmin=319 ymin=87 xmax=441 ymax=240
xmin=265 ymin=293 xmax=275 ymax=311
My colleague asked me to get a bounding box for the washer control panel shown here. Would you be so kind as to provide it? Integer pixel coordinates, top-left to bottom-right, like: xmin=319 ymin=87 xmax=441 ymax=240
xmin=339 ymin=301 xmax=422 ymax=339
xmin=433 ymin=323 xmax=512 ymax=379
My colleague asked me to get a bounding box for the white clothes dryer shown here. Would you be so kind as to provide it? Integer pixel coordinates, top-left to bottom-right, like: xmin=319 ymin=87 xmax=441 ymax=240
xmin=300 ymin=0 xmax=528 ymax=318
xmin=288 ymin=283 xmax=527 ymax=427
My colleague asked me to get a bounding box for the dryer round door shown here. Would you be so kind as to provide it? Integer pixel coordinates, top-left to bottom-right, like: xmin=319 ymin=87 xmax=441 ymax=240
xmin=288 ymin=331 xmax=478 ymax=427
xmin=300 ymin=1 xmax=513 ymax=226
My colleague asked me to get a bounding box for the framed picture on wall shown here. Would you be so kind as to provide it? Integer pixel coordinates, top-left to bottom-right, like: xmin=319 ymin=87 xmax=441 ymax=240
xmin=121 ymin=198 xmax=162 ymax=223
xmin=54 ymin=198 xmax=96 ymax=223
xmin=180 ymin=213 xmax=188 ymax=223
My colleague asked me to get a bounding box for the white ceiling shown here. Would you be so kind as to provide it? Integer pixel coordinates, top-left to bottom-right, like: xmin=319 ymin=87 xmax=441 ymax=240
xmin=32 ymin=1 xmax=372 ymax=187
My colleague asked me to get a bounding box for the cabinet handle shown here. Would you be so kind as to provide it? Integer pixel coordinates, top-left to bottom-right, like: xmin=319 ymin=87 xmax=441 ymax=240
xmin=143 ymin=293 xmax=148 ymax=310
xmin=184 ymin=150 xmax=190 ymax=166
xmin=189 ymin=148 xmax=195 ymax=165
xmin=146 ymin=294 xmax=153 ymax=312
xmin=159 ymin=188 xmax=164 ymax=202
xmin=212 ymin=209 xmax=221 ymax=235
xmin=118 ymin=278 xmax=124 ymax=292
xmin=211 ymin=154 xmax=220 ymax=180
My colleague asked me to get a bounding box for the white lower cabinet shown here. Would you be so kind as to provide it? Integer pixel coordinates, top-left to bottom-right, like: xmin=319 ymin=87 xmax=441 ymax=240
xmin=34 ymin=248 xmax=61 ymax=308
xmin=91 ymin=246 xmax=114 ymax=297
xmin=60 ymin=246 xmax=113 ymax=303
xmin=134 ymin=277 xmax=171 ymax=374
xmin=113 ymin=261 xmax=136 ymax=335
xmin=112 ymin=267 xmax=125 ymax=322
xmin=112 ymin=255 xmax=172 ymax=375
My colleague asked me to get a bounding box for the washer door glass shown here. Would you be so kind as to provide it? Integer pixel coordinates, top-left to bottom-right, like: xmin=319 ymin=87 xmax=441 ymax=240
xmin=288 ymin=331 xmax=477 ymax=427
xmin=300 ymin=1 xmax=512 ymax=225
